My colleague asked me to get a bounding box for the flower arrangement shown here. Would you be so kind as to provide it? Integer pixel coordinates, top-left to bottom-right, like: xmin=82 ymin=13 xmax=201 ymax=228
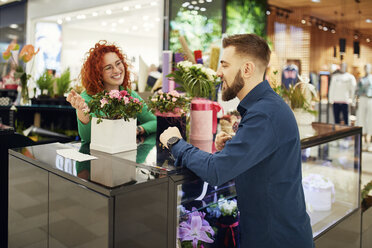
xmin=207 ymin=197 xmax=238 ymax=219
xmin=178 ymin=207 xmax=215 ymax=248
xmin=87 ymin=89 xmax=143 ymax=124
xmin=2 ymin=41 xmax=39 ymax=103
xmin=272 ymin=74 xmax=318 ymax=115
xmin=147 ymin=89 xmax=190 ymax=116
xmin=167 ymin=61 xmax=220 ymax=100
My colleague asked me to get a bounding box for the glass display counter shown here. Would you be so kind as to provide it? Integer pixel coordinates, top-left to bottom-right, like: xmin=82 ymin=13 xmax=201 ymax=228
xmin=8 ymin=122 xmax=362 ymax=248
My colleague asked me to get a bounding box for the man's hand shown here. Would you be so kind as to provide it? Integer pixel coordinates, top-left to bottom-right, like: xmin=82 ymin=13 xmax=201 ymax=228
xmin=215 ymin=131 xmax=232 ymax=151
xmin=67 ymin=90 xmax=88 ymax=112
xmin=160 ymin=127 xmax=182 ymax=149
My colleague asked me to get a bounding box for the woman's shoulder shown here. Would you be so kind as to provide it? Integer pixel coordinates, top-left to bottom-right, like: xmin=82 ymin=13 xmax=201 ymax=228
xmin=80 ymin=90 xmax=92 ymax=101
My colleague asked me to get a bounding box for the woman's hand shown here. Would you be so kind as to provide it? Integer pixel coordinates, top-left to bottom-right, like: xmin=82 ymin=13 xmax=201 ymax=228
xmin=67 ymin=90 xmax=88 ymax=112
xmin=67 ymin=90 xmax=90 ymax=124
xmin=215 ymin=131 xmax=232 ymax=151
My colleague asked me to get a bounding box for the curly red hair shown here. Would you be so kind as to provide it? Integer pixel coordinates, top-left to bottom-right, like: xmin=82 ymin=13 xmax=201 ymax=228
xmin=80 ymin=40 xmax=131 ymax=95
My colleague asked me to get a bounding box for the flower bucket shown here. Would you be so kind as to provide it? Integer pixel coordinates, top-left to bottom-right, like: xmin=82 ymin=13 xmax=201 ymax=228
xmin=190 ymin=98 xmax=221 ymax=140
xmin=155 ymin=110 xmax=186 ymax=165
xmin=90 ymin=117 xmax=137 ymax=154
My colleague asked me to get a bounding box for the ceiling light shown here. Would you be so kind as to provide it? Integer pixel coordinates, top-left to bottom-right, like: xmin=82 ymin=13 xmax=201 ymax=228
xmin=135 ymin=4 xmax=141 ymax=9
xmin=57 ymin=19 xmax=63 ymax=24
xmin=188 ymin=5 xmax=194 ymax=9
xmin=191 ymin=10 xmax=198 ymax=15
xmin=106 ymin=9 xmax=112 ymax=15
xmin=76 ymin=15 xmax=86 ymax=20
xmin=123 ymin=6 xmax=129 ymax=11
xmin=323 ymin=26 xmax=328 ymax=31
xmin=311 ymin=0 xmax=320 ymax=2
xmin=150 ymin=1 xmax=157 ymax=6
xmin=266 ymin=10 xmax=271 ymax=15
xmin=199 ymin=0 xmax=205 ymax=3
xmin=367 ymin=38 xmax=371 ymax=43
xmin=206 ymin=0 xmax=212 ymax=2
xmin=200 ymin=7 xmax=206 ymax=11
xmin=92 ymin=12 xmax=98 ymax=17
xmin=301 ymin=19 xmax=306 ymax=24
xmin=194 ymin=6 xmax=200 ymax=10
xmin=65 ymin=16 xmax=71 ymax=21
xmin=118 ymin=18 xmax=124 ymax=24
xmin=354 ymin=34 xmax=359 ymax=39
xmin=318 ymin=24 xmax=322 ymax=29
xmin=143 ymin=15 xmax=149 ymax=21
xmin=1 ymin=0 xmax=8 ymax=2
xmin=182 ymin=2 xmax=190 ymax=7
xmin=191 ymin=1 xmax=197 ymax=4
xmin=331 ymin=28 xmax=336 ymax=33
xmin=366 ymin=19 xmax=372 ymax=23
xmin=9 ymin=24 xmax=18 ymax=29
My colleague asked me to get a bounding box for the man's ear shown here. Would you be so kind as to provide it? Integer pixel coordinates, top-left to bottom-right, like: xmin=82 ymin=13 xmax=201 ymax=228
xmin=241 ymin=61 xmax=255 ymax=79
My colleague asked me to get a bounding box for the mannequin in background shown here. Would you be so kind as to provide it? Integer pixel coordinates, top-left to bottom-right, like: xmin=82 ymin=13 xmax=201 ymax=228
xmin=356 ymin=64 xmax=372 ymax=151
xmin=329 ymin=62 xmax=356 ymax=125
xmin=281 ymin=64 xmax=298 ymax=89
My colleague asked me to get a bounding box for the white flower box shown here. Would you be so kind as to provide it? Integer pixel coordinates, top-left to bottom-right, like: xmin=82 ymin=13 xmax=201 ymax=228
xmin=90 ymin=117 xmax=137 ymax=154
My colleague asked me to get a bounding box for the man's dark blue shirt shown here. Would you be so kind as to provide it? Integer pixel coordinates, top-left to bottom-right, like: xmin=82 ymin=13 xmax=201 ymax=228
xmin=171 ymin=80 xmax=314 ymax=248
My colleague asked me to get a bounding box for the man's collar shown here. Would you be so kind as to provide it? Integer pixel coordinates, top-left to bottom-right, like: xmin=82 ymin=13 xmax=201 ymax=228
xmin=237 ymin=80 xmax=271 ymax=116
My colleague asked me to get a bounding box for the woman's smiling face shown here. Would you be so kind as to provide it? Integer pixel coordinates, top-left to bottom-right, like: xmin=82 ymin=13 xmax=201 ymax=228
xmin=102 ymin=52 xmax=125 ymax=91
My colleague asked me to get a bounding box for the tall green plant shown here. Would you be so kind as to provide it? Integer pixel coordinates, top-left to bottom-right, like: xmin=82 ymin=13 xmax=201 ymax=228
xmin=36 ymin=71 xmax=54 ymax=96
xmin=56 ymin=68 xmax=71 ymax=96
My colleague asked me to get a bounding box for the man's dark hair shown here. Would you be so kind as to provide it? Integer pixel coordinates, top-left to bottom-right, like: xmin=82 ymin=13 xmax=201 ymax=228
xmin=222 ymin=34 xmax=271 ymax=69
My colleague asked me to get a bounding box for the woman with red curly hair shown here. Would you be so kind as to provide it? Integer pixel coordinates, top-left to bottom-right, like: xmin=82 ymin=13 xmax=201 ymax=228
xmin=67 ymin=41 xmax=156 ymax=147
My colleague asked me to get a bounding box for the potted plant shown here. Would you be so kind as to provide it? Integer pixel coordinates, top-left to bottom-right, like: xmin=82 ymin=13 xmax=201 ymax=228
xmin=2 ymin=41 xmax=39 ymax=105
xmin=147 ymin=89 xmax=190 ymax=165
xmin=86 ymin=89 xmax=144 ymax=154
xmin=273 ymin=75 xmax=318 ymax=126
xmin=55 ymin=68 xmax=71 ymax=105
xmin=35 ymin=70 xmax=54 ymax=105
xmin=167 ymin=61 xmax=222 ymax=141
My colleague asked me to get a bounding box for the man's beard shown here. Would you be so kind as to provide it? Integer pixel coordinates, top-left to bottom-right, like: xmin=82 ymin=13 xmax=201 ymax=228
xmin=222 ymin=69 xmax=244 ymax=101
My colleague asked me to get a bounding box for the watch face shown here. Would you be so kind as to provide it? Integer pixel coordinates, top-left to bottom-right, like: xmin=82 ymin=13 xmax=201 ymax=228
xmin=168 ymin=137 xmax=180 ymax=147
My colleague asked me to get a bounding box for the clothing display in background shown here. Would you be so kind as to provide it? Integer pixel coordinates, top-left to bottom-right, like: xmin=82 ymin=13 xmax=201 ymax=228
xmin=356 ymin=64 xmax=372 ymax=136
xmin=281 ymin=64 xmax=298 ymax=89
xmin=309 ymin=72 xmax=319 ymax=90
xmin=328 ymin=63 xmax=357 ymax=125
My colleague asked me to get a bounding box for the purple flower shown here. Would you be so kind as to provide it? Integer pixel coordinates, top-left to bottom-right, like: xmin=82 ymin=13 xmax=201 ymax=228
xmin=109 ymin=90 xmax=120 ymax=99
xmin=178 ymin=208 xmax=214 ymax=248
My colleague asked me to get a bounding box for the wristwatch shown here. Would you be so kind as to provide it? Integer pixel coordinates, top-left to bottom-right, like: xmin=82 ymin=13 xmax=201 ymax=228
xmin=167 ymin=136 xmax=180 ymax=150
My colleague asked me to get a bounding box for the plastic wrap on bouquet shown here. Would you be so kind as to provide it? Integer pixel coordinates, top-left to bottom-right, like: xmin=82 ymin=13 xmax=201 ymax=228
xmin=155 ymin=111 xmax=186 ymax=166
xmin=190 ymin=98 xmax=221 ymax=140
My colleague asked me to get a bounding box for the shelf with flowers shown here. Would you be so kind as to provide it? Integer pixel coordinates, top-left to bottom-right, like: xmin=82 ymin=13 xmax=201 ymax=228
xmin=167 ymin=61 xmax=222 ymax=142
xmin=147 ymin=89 xmax=190 ymax=164
xmin=177 ymin=196 xmax=240 ymax=248
xmin=2 ymin=41 xmax=39 ymax=105
xmin=86 ymin=89 xmax=144 ymax=154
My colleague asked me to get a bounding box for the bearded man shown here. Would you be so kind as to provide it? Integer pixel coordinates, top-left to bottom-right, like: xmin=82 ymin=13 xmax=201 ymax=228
xmin=160 ymin=34 xmax=314 ymax=248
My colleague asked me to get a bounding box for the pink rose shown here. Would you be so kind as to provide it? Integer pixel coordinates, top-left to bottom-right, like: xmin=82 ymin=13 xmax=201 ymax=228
xmin=133 ymin=98 xmax=140 ymax=103
xmin=100 ymin=98 xmax=108 ymax=108
xmin=123 ymin=96 xmax=129 ymax=104
xmin=172 ymin=97 xmax=177 ymax=102
xmin=109 ymin=90 xmax=120 ymax=99
xmin=169 ymin=90 xmax=180 ymax=98
xmin=120 ymin=90 xmax=128 ymax=97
